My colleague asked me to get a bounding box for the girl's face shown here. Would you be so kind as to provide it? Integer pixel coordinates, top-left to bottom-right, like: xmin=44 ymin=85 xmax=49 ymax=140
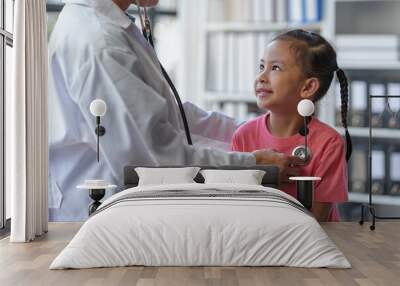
xmin=254 ymin=40 xmax=309 ymax=114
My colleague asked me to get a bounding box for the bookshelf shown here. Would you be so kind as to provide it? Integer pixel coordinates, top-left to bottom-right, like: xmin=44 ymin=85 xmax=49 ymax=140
xmin=322 ymin=0 xmax=400 ymax=208
xmin=206 ymin=22 xmax=323 ymax=33
xmin=201 ymin=0 xmax=325 ymax=121
xmin=337 ymin=127 xmax=400 ymax=140
xmin=180 ymin=0 xmax=400 ymax=209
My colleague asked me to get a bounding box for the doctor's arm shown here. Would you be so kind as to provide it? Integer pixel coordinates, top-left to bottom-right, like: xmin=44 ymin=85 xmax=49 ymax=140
xmin=183 ymin=101 xmax=244 ymax=145
xmin=72 ymin=48 xmax=256 ymax=183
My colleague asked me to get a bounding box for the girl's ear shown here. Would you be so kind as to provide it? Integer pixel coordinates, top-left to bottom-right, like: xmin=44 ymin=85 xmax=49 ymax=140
xmin=300 ymin=77 xmax=320 ymax=100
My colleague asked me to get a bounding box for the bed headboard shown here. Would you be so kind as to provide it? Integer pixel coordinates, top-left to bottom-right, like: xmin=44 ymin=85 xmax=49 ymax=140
xmin=123 ymin=165 xmax=280 ymax=189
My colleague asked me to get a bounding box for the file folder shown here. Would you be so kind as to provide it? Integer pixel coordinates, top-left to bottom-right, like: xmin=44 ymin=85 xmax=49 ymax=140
xmin=350 ymin=81 xmax=368 ymax=127
xmin=369 ymin=83 xmax=386 ymax=128
xmin=388 ymin=146 xmax=400 ymax=196
xmin=387 ymin=83 xmax=400 ymax=129
xmin=349 ymin=141 xmax=368 ymax=193
xmin=371 ymin=147 xmax=386 ymax=195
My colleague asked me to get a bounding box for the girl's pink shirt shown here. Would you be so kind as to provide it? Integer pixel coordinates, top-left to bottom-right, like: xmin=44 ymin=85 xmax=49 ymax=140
xmin=231 ymin=113 xmax=348 ymax=222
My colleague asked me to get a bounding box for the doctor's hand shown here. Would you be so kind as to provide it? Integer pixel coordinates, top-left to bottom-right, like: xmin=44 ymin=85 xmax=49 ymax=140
xmin=252 ymin=149 xmax=305 ymax=185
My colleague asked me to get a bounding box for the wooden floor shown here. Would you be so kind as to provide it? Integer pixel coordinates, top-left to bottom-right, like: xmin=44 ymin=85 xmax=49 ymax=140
xmin=0 ymin=222 xmax=399 ymax=286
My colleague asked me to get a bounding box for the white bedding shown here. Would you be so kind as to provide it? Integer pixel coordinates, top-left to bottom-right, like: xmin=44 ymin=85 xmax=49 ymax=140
xmin=50 ymin=183 xmax=351 ymax=269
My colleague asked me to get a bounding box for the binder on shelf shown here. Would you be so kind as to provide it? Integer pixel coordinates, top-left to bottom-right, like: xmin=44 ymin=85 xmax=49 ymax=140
xmin=248 ymin=102 xmax=263 ymax=119
xmin=257 ymin=0 xmax=274 ymax=23
xmin=239 ymin=33 xmax=257 ymax=93
xmin=216 ymin=32 xmax=226 ymax=92
xmin=369 ymin=83 xmax=386 ymax=128
xmin=336 ymin=34 xmax=400 ymax=50
xmin=349 ymin=141 xmax=368 ymax=194
xmin=205 ymin=35 xmax=214 ymax=92
xmin=256 ymin=32 xmax=271 ymax=62
xmin=226 ymin=33 xmax=236 ymax=92
xmin=388 ymin=146 xmax=400 ymax=196
xmin=276 ymin=0 xmax=289 ymax=23
xmin=288 ymin=0 xmax=322 ymax=24
xmin=225 ymin=0 xmax=249 ymax=22
xmin=206 ymin=33 xmax=225 ymax=92
xmin=289 ymin=0 xmax=302 ymax=23
xmin=237 ymin=103 xmax=248 ymax=121
xmin=236 ymin=33 xmax=245 ymax=93
xmin=305 ymin=0 xmax=322 ymax=23
xmin=387 ymin=83 xmax=400 ymax=129
xmin=247 ymin=33 xmax=258 ymax=92
xmin=350 ymin=80 xmax=367 ymax=127
xmin=252 ymin=0 xmax=264 ymax=23
xmin=209 ymin=102 xmax=222 ymax=114
xmin=207 ymin=0 xmax=224 ymax=22
xmin=371 ymin=147 xmax=386 ymax=195
xmin=242 ymin=0 xmax=253 ymax=22
xmin=222 ymin=102 xmax=236 ymax=118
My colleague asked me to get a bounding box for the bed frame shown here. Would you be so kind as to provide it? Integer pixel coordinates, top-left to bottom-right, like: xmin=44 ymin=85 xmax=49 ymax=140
xmin=123 ymin=165 xmax=280 ymax=189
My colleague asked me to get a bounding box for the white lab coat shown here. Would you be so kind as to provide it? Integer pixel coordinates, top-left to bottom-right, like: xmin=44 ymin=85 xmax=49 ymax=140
xmin=48 ymin=0 xmax=255 ymax=221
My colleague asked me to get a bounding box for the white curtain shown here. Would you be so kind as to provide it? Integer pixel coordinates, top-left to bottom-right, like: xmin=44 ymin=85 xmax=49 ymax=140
xmin=8 ymin=0 xmax=48 ymax=242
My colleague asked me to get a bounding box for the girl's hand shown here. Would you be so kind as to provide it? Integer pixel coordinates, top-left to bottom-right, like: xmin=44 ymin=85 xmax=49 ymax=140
xmin=253 ymin=149 xmax=305 ymax=184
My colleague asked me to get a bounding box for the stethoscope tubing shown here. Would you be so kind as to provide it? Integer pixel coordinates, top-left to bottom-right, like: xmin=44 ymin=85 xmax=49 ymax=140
xmin=138 ymin=6 xmax=193 ymax=145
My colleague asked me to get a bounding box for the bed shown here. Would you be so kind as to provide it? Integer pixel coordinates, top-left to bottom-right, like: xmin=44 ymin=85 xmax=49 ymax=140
xmin=50 ymin=165 xmax=350 ymax=269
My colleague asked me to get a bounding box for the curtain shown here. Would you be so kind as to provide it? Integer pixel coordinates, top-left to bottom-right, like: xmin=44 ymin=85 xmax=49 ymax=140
xmin=8 ymin=0 xmax=48 ymax=242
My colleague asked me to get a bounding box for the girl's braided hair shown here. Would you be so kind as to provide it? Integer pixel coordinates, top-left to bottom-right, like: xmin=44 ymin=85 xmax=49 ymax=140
xmin=271 ymin=29 xmax=352 ymax=161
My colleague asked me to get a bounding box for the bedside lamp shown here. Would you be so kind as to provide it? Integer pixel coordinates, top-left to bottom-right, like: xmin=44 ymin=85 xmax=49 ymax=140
xmin=77 ymin=99 xmax=114 ymax=216
xmin=297 ymin=99 xmax=314 ymax=163
xmin=290 ymin=99 xmax=320 ymax=210
xmin=90 ymin=99 xmax=107 ymax=162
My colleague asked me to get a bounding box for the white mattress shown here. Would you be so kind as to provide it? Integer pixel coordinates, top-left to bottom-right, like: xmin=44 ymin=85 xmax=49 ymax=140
xmin=50 ymin=183 xmax=351 ymax=269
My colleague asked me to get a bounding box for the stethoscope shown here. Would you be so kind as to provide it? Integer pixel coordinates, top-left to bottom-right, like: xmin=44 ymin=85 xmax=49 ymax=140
xmin=137 ymin=4 xmax=193 ymax=145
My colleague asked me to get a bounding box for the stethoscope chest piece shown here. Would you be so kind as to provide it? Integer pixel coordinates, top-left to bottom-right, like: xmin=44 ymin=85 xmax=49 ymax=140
xmin=292 ymin=145 xmax=312 ymax=163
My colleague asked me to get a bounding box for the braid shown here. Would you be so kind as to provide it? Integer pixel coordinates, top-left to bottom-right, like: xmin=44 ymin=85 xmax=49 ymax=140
xmin=336 ymin=68 xmax=352 ymax=162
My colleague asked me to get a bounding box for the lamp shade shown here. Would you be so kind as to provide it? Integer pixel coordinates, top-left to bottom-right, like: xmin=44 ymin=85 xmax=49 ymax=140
xmin=90 ymin=99 xmax=107 ymax=117
xmin=297 ymin=99 xmax=314 ymax=117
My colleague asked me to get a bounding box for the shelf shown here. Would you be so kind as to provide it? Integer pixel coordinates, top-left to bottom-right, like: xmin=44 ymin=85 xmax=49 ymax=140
xmin=335 ymin=0 xmax=391 ymax=2
xmin=205 ymin=92 xmax=256 ymax=103
xmin=337 ymin=127 xmax=400 ymax=139
xmin=206 ymin=22 xmax=322 ymax=33
xmin=349 ymin=192 xmax=400 ymax=206
xmin=339 ymin=61 xmax=400 ymax=70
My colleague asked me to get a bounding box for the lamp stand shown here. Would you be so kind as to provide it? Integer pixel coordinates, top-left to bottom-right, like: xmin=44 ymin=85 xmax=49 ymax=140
xmin=95 ymin=116 xmax=106 ymax=162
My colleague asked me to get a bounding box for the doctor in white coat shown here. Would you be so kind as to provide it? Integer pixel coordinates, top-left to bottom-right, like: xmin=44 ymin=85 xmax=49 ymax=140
xmin=48 ymin=0 xmax=303 ymax=221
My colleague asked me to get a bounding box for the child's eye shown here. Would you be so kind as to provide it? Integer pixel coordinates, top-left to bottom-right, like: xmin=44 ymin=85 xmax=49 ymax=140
xmin=272 ymin=65 xmax=281 ymax=71
xmin=259 ymin=64 xmax=265 ymax=71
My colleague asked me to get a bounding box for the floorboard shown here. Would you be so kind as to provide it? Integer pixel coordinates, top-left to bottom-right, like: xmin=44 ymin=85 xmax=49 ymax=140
xmin=1 ymin=222 xmax=399 ymax=286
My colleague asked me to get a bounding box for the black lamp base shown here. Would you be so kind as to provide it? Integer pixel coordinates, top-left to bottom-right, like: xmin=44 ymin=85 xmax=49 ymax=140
xmin=95 ymin=125 xmax=106 ymax=136
xmin=88 ymin=189 xmax=105 ymax=215
xmin=296 ymin=180 xmax=314 ymax=210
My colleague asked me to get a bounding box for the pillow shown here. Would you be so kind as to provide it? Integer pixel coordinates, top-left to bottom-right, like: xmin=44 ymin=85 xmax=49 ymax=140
xmin=200 ymin=169 xmax=266 ymax=185
xmin=135 ymin=167 xmax=201 ymax=186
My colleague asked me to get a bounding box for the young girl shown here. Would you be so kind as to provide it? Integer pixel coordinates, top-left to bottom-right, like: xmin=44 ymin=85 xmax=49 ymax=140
xmin=231 ymin=29 xmax=352 ymax=222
